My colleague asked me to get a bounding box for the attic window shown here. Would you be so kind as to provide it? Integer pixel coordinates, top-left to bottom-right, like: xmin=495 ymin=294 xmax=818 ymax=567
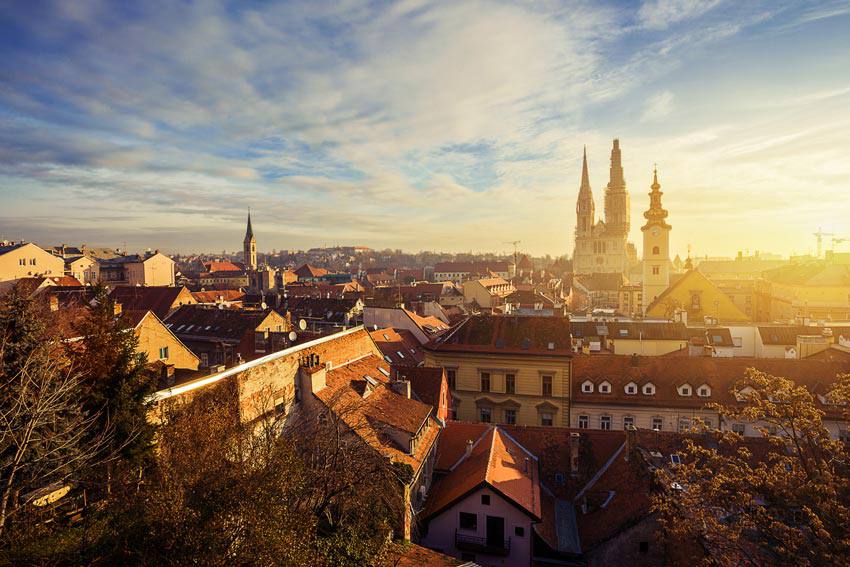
xmin=670 ymin=454 xmax=682 ymax=465
xmin=619 ymin=329 xmax=629 ymax=337
xmin=625 ymin=382 xmax=637 ymax=395
xmin=378 ymin=367 xmax=390 ymax=377
xmin=698 ymin=385 xmax=711 ymax=397
xmin=679 ymin=384 xmax=692 ymax=397
xmin=599 ymin=381 xmax=611 ymax=394
xmin=547 ymin=342 xmax=555 ymax=350
xmin=643 ymin=383 xmax=656 ymax=395
xmin=384 ymin=355 xmax=392 ymax=363
xmin=396 ymin=351 xmax=405 ymax=359
xmin=581 ymin=380 xmax=594 ymax=394
xmin=382 ymin=333 xmax=389 ymax=340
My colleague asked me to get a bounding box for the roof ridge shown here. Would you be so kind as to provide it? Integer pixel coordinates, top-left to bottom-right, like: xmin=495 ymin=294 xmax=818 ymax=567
xmin=484 ymin=425 xmax=498 ymax=484
xmin=448 ymin=425 xmax=491 ymax=472
xmin=574 ymin=440 xmax=626 ymax=502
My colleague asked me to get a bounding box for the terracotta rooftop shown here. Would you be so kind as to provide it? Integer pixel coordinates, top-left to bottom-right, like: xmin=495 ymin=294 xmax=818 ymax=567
xmin=316 ymin=355 xmax=437 ymax=470
xmin=164 ymin=305 xmax=277 ymax=341
xmin=430 ymin=314 xmax=572 ymax=355
xmin=191 ymin=289 xmax=246 ymax=304
xmin=424 ymin=425 xmax=541 ymax=522
xmin=293 ymin=264 xmax=329 ymax=278
xmin=369 ymin=327 xmax=424 ymax=366
xmin=571 ymin=354 xmax=850 ymax=412
xmin=110 ymin=286 xmax=194 ymax=319
xmin=394 ymin=366 xmax=445 ymax=412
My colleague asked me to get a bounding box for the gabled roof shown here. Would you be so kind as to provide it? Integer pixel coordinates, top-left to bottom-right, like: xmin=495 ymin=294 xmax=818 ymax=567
xmin=0 ymin=242 xmax=28 ymax=255
xmin=315 ymin=355 xmax=437 ymax=470
xmin=644 ymin=269 xmax=750 ymax=322
xmin=293 ymin=264 xmax=329 ymax=278
xmin=430 ymin=314 xmax=572 ymax=355
xmin=575 ymin=272 xmax=626 ymax=292
xmin=110 ymin=286 xmax=194 ymax=319
xmin=423 ymin=425 xmax=541 ymax=522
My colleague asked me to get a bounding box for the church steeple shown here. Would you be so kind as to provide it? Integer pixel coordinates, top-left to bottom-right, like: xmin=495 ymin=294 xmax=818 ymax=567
xmin=642 ymin=166 xmax=670 ymax=229
xmin=576 ymin=146 xmax=595 ymax=235
xmin=604 ymin=138 xmax=630 ymax=237
xmin=243 ymin=211 xmax=257 ymax=271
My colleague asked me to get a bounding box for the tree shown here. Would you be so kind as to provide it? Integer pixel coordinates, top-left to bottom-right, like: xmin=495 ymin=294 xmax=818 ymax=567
xmin=71 ymin=285 xmax=158 ymax=482
xmin=0 ymin=290 xmax=104 ymax=540
xmin=652 ymin=368 xmax=850 ymax=566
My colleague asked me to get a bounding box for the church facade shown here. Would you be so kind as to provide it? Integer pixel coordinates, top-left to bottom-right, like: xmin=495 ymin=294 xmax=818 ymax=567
xmin=572 ymin=139 xmax=636 ymax=276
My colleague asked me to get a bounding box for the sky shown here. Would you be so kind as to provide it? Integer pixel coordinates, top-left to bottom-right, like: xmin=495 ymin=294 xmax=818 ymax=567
xmin=1 ymin=0 xmax=849 ymax=258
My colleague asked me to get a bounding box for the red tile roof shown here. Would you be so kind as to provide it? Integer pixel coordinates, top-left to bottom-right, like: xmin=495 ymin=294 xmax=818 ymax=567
xmin=191 ymin=289 xmax=245 ymax=303
xmin=370 ymin=327 xmax=424 ymax=366
xmin=202 ymin=261 xmax=244 ymax=273
xmin=110 ymin=286 xmax=195 ymax=319
xmin=424 ymin=425 xmax=541 ymax=522
xmin=571 ymin=354 xmax=850 ymax=412
xmin=316 ymin=355 xmax=437 ymax=470
xmin=293 ymin=264 xmax=329 ymax=278
xmin=394 ymin=366 xmax=445 ymax=413
xmin=430 ymin=315 xmax=572 ymax=355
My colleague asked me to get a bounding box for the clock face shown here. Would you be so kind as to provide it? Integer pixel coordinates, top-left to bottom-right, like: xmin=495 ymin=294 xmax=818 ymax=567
xmin=651 ymin=228 xmax=660 ymax=237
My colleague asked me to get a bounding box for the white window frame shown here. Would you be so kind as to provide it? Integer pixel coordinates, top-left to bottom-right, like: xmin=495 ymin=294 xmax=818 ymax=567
xmin=643 ymin=383 xmax=656 ymax=395
xmin=581 ymin=380 xmax=594 ymax=394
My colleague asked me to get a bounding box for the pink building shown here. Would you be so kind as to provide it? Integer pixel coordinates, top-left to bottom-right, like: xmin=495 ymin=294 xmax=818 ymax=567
xmin=419 ymin=426 xmax=542 ymax=566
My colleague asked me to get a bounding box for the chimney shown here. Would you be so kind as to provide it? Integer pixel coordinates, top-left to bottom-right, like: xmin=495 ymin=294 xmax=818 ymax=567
xmin=465 ymin=439 xmax=474 ymax=459
xmin=113 ymin=302 xmax=122 ymax=316
xmin=298 ymin=354 xmax=327 ymax=395
xmin=570 ymin=432 xmax=581 ymax=476
xmin=391 ymin=379 xmax=412 ymax=399
xmin=625 ymin=424 xmax=637 ymax=462
xmin=49 ymin=295 xmax=59 ymax=312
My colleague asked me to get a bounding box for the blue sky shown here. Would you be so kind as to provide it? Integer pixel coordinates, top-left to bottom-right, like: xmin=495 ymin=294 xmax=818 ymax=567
xmin=1 ymin=0 xmax=849 ymax=257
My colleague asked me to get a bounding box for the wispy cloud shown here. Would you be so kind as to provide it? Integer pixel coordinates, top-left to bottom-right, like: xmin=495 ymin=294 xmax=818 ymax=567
xmin=0 ymin=0 xmax=848 ymax=256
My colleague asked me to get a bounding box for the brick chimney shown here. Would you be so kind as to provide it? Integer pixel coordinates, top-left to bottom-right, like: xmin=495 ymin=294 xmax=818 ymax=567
xmin=297 ymin=353 xmax=327 ymax=397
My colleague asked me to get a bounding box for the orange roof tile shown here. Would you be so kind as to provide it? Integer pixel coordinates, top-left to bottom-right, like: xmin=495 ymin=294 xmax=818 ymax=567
xmin=424 ymin=425 xmax=541 ymax=521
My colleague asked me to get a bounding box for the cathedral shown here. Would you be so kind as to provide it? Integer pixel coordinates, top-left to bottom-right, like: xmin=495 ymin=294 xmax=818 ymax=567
xmin=572 ymin=139 xmax=674 ymax=314
xmin=572 ymin=139 xmax=637 ymax=276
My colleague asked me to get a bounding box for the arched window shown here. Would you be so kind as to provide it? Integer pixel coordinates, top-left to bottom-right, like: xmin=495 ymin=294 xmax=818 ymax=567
xmin=652 ymin=246 xmax=660 ymax=255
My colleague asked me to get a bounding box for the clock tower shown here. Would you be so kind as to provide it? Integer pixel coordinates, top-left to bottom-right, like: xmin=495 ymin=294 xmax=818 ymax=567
xmin=641 ymin=167 xmax=671 ymax=313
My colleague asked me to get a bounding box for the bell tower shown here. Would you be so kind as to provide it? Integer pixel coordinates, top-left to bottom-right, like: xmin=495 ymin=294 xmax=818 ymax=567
xmin=641 ymin=167 xmax=671 ymax=312
xmin=243 ymin=211 xmax=257 ymax=271
xmin=604 ymin=139 xmax=630 ymax=237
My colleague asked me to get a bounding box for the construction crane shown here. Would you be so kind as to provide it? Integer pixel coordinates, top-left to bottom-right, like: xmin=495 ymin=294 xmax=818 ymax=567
xmin=504 ymin=240 xmax=521 ymax=275
xmin=814 ymin=228 xmax=834 ymax=258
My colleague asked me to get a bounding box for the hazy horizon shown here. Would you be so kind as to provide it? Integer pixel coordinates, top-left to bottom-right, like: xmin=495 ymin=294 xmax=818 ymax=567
xmin=2 ymin=1 xmax=849 ymax=258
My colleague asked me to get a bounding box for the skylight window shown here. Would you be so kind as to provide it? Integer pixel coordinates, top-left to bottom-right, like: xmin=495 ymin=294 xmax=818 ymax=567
xmin=397 ymin=351 xmax=405 ymax=359
xmin=670 ymin=454 xmax=682 ymax=465
xmin=378 ymin=368 xmax=390 ymax=377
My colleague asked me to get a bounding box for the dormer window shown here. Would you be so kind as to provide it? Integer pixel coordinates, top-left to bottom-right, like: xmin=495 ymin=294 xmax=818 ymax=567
xmin=599 ymin=381 xmax=611 ymax=394
xmin=581 ymin=380 xmax=594 ymax=394
xmin=643 ymin=382 xmax=656 ymax=395
xmin=678 ymin=384 xmax=692 ymax=397
xmin=697 ymin=384 xmax=711 ymax=397
xmin=625 ymin=382 xmax=638 ymax=395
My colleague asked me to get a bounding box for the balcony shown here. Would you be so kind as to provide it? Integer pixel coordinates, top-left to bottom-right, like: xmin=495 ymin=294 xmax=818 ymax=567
xmin=455 ymin=530 xmax=511 ymax=556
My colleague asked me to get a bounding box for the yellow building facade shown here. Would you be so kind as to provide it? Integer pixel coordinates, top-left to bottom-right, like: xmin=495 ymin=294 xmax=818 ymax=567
xmin=645 ymin=269 xmax=751 ymax=323
xmin=423 ymin=349 xmax=571 ymax=427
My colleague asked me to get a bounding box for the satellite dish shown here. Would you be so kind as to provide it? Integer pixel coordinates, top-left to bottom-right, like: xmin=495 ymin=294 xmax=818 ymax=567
xmin=298 ymin=319 xmax=307 ymax=331
xmin=261 ymin=302 xmax=267 ymax=309
xmin=373 ymin=324 xmax=378 ymax=331
xmin=288 ymin=331 xmax=298 ymax=341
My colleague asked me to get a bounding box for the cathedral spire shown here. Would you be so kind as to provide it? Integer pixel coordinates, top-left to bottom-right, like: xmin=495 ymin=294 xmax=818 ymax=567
xmin=581 ymin=145 xmax=590 ymax=189
xmin=244 ymin=210 xmax=254 ymax=241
